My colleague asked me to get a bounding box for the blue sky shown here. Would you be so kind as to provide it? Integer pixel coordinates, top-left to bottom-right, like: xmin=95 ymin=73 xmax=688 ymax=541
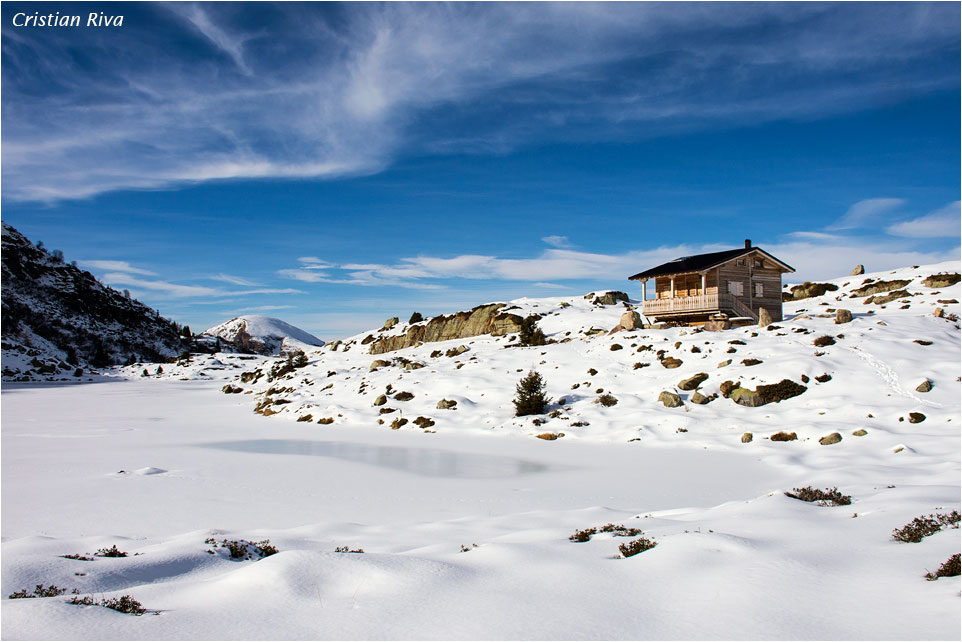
xmin=2 ymin=2 xmax=959 ymax=339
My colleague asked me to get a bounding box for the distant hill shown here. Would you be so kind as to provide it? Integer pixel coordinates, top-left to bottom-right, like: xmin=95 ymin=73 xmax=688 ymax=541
xmin=1 ymin=222 xmax=187 ymax=378
xmin=203 ymin=315 xmax=324 ymax=356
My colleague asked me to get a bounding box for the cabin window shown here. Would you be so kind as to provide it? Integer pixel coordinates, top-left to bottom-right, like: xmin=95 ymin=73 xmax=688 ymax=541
xmin=755 ymin=282 xmax=764 ymax=297
xmin=727 ymin=281 xmax=744 ymax=296
xmin=736 ymin=259 xmax=745 ymax=266
xmin=754 ymin=260 xmax=762 ymax=267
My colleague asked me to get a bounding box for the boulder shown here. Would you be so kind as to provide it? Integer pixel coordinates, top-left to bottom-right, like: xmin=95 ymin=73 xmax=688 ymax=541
xmin=394 ymin=391 xmax=415 ymax=401
xmin=678 ymin=372 xmax=709 ymax=391
xmin=704 ymin=315 xmax=731 ymax=332
xmin=850 ymin=265 xmax=865 ymax=276
xmin=382 ymin=317 xmax=399 ymax=331
xmin=691 ymin=392 xmax=715 ymax=405
xmin=835 ymin=309 xmax=853 ymax=324
xmin=852 ymin=429 xmax=868 ymax=437
xmin=610 ymin=310 xmax=643 ymax=333
xmin=908 ymin=412 xmax=926 ymax=424
xmin=757 ymin=307 xmax=772 ymax=327
xmin=717 ymin=359 xmax=731 ymax=368
xmin=660 ymin=356 xmax=683 ymax=369
xmin=445 ymin=345 xmax=469 ymax=357
xmin=819 ymin=432 xmax=843 ymax=445
xmin=436 ymin=399 xmax=458 ymax=410
xmin=391 ymin=417 xmax=408 ymax=430
xmin=770 ymin=431 xmax=798 ymax=442
xmin=369 ymin=359 xmax=391 ymax=372
xmin=933 ymin=308 xmax=944 ymax=318
xmin=658 ymin=391 xmax=683 ymax=408
xmin=916 ymin=379 xmax=933 ymax=393
xmin=741 ymin=432 xmax=753 ymax=443
xmin=413 ymin=416 xmax=435 ymax=428
xmin=373 ymin=394 xmax=387 ymax=406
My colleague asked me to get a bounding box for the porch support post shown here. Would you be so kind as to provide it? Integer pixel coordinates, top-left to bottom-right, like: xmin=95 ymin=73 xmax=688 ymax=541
xmin=700 ymin=272 xmax=706 ymax=295
xmin=642 ymin=279 xmax=647 ymax=301
xmin=670 ymin=276 xmax=675 ymax=298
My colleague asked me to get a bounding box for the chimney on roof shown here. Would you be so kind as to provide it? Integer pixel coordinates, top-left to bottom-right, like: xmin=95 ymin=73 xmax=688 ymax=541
xmin=745 ymin=239 xmax=751 ymax=249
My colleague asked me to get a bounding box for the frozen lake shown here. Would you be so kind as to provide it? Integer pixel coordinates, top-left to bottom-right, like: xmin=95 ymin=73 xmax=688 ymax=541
xmin=1 ymin=380 xmax=788 ymax=538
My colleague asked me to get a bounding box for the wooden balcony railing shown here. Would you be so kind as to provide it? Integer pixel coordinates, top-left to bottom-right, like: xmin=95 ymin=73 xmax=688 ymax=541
xmin=643 ymin=292 xmax=757 ymax=320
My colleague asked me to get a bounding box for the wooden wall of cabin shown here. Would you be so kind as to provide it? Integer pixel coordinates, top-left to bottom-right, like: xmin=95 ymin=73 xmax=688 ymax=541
xmin=653 ymin=273 xmax=716 ymax=299
xmin=716 ymin=255 xmax=785 ymax=321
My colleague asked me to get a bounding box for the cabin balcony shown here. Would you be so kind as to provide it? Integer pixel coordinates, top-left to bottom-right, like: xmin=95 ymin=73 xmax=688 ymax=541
xmin=643 ymin=292 xmax=756 ymax=320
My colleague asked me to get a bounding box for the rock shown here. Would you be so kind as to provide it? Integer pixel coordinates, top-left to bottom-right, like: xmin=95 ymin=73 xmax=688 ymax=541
xmin=850 ymin=279 xmax=911 ymax=297
xmin=373 ymin=394 xmax=387 ymax=406
xmin=403 ymin=362 xmax=425 ymax=371
xmin=757 ymin=307 xmax=772 ymax=327
xmin=360 ymin=335 xmax=376 ymax=345
xmin=704 ymin=315 xmax=731 ymax=332
xmin=678 ymin=372 xmax=709 ymax=391
xmin=819 ymin=432 xmax=842 ymax=445
xmin=691 ymin=392 xmax=715 ymax=405
xmin=916 ymin=379 xmax=933 ymax=393
xmin=589 ymin=291 xmax=629 ymax=306
xmin=658 ymin=391 xmax=683 ymax=408
xmin=413 ymin=416 xmax=435 ymax=428
xmin=369 ymin=359 xmax=391 ymax=371
xmin=536 ymin=432 xmax=563 ymax=440
xmin=865 ymin=289 xmax=912 ymax=305
xmin=730 ymin=379 xmax=807 ymax=407
xmin=719 ymin=380 xmax=738 ymax=398
xmin=391 ymin=417 xmax=408 ymax=430
xmin=610 ymin=344 xmax=623 ymax=351
xmin=445 ymin=345 xmax=469 ymax=357
xmin=850 ymin=264 xmax=865 ymax=275
xmin=741 ymin=432 xmax=753 ymax=443
xmin=922 ymin=273 xmax=960 ymax=288
xmin=835 ymin=309 xmax=853 ymax=324
xmin=382 ymin=317 xmax=399 ymax=331
xmin=770 ymin=431 xmax=798 ymax=442
xmin=790 ymin=282 xmax=839 ymax=300
xmin=394 ymin=391 xmax=415 ymax=401
xmin=717 ymin=359 xmax=731 ymax=368
xmin=610 ymin=310 xmax=643 ymax=333
xmin=318 ymin=417 xmax=334 ymax=425
xmin=661 ymin=356 xmax=683 ymax=369
xmin=370 ymin=303 xmax=523 ymax=354
xmin=934 ymin=308 xmax=944 ymax=318
xmin=437 ymin=399 xmax=458 ymax=410
xmin=852 ymin=429 xmax=868 ymax=437
xmin=908 ymin=412 xmax=926 ymax=424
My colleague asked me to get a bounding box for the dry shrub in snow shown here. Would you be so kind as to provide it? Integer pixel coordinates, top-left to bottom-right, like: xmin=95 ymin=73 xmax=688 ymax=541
xmin=925 ymin=554 xmax=960 ymax=581
xmin=785 ymin=486 xmax=852 ymax=506
xmin=619 ymin=536 xmax=657 ymax=558
xmin=813 ymin=335 xmax=836 ymax=347
xmin=892 ymin=511 xmax=960 ymax=543
xmin=95 ymin=544 xmax=128 ymax=557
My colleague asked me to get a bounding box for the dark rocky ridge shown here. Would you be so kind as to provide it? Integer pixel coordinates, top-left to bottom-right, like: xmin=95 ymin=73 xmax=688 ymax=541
xmin=2 ymin=222 xmax=188 ymax=368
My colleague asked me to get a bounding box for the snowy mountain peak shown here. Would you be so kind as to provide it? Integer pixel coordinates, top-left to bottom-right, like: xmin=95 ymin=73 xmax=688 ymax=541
xmin=203 ymin=315 xmax=324 ymax=355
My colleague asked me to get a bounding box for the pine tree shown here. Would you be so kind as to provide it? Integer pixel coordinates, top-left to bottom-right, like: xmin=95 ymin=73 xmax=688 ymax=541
xmin=513 ymin=369 xmax=550 ymax=416
xmin=518 ymin=315 xmax=546 ymax=346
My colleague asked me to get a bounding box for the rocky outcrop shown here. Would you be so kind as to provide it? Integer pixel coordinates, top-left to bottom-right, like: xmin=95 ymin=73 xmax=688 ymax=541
xmin=850 ymin=265 xmax=865 ymax=275
xmin=369 ymin=303 xmax=524 ymax=354
xmin=922 ymin=273 xmax=960 ymax=288
xmin=730 ymin=379 xmax=807 ymax=407
xmin=850 ymin=279 xmax=911 ymax=297
xmin=587 ymin=291 xmax=629 ymax=306
xmin=789 ymin=282 xmax=839 ymax=300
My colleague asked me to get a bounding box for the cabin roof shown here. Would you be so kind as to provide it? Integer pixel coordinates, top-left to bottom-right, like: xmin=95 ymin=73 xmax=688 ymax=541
xmin=628 ymin=246 xmax=795 ymax=280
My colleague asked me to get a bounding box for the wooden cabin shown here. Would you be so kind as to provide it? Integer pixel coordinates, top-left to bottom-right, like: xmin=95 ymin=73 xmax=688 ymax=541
xmin=628 ymin=240 xmax=794 ymax=324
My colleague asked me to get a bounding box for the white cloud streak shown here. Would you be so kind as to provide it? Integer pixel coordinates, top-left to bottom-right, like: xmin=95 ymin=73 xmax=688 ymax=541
xmin=886 ymin=201 xmax=962 ymax=238
xmin=78 ymin=260 xmax=157 ymax=276
xmin=829 ymin=198 xmax=906 ymax=230
xmin=2 ymin=3 xmax=957 ymax=202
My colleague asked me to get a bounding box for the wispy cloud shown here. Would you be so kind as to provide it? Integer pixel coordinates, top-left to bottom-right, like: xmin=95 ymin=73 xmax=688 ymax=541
xmin=209 ymin=273 xmax=261 ymax=286
xmin=886 ymin=201 xmax=962 ymax=238
xmin=828 ymin=198 xmax=906 ymax=230
xmin=2 ymin=3 xmax=957 ymax=202
xmin=542 ymin=235 xmax=574 ymax=249
xmin=78 ymin=260 xmax=157 ymax=276
xmin=101 ymin=273 xmax=305 ymax=299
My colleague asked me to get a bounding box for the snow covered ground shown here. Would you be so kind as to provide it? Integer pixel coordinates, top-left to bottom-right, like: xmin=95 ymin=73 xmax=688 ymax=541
xmin=2 ymin=262 xmax=960 ymax=640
